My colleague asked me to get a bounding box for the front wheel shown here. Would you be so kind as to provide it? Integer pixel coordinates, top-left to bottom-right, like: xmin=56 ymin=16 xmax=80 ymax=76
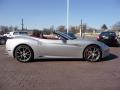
xmin=83 ymin=45 xmax=102 ymax=62
xmin=14 ymin=45 xmax=34 ymax=62
xmin=0 ymin=39 xmax=6 ymax=45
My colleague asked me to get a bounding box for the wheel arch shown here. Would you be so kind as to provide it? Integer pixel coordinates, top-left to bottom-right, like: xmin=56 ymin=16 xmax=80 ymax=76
xmin=83 ymin=44 xmax=102 ymax=60
xmin=13 ymin=44 xmax=34 ymax=58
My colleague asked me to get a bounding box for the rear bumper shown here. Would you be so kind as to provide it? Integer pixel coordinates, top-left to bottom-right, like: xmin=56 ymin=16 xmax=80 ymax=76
xmin=5 ymin=39 xmax=14 ymax=58
xmin=6 ymin=49 xmax=14 ymax=57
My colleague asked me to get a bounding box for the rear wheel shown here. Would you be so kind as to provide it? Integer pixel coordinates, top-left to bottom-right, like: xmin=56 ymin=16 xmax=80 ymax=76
xmin=14 ymin=45 xmax=34 ymax=62
xmin=83 ymin=45 xmax=102 ymax=62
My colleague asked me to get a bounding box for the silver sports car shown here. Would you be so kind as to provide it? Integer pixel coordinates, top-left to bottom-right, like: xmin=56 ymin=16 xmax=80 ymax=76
xmin=6 ymin=31 xmax=110 ymax=62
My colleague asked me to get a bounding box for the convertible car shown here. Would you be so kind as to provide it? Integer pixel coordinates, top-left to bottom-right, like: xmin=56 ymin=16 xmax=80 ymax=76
xmin=6 ymin=31 xmax=110 ymax=62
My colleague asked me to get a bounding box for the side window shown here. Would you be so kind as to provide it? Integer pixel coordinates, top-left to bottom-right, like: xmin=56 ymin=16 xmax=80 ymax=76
xmin=19 ymin=32 xmax=28 ymax=35
xmin=13 ymin=32 xmax=19 ymax=35
xmin=101 ymin=32 xmax=108 ymax=36
xmin=109 ymin=32 xmax=116 ymax=36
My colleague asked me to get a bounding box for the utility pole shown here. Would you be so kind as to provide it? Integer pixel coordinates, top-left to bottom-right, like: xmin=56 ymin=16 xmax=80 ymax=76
xmin=21 ymin=18 xmax=24 ymax=31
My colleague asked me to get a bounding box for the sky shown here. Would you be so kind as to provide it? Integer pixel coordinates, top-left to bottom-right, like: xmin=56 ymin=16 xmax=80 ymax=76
xmin=0 ymin=0 xmax=120 ymax=29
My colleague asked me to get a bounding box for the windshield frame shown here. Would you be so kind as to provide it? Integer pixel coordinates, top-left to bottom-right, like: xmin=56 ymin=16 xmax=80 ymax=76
xmin=54 ymin=31 xmax=76 ymax=40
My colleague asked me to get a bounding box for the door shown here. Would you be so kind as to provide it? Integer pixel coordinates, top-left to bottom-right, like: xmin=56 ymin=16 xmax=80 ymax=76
xmin=39 ymin=39 xmax=81 ymax=57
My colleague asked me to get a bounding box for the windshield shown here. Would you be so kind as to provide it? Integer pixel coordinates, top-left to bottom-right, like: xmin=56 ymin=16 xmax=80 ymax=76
xmin=54 ymin=31 xmax=76 ymax=40
xmin=101 ymin=32 xmax=116 ymax=36
xmin=64 ymin=32 xmax=77 ymax=39
xmin=13 ymin=32 xmax=28 ymax=35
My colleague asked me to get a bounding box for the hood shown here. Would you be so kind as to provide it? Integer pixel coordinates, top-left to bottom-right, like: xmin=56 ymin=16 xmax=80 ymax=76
xmin=67 ymin=38 xmax=106 ymax=47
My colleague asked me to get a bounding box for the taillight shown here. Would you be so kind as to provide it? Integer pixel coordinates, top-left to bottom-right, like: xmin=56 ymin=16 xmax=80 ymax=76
xmin=97 ymin=36 xmax=100 ymax=40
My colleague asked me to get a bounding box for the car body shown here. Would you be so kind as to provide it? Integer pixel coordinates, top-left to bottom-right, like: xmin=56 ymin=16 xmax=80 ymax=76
xmin=97 ymin=31 xmax=119 ymax=47
xmin=6 ymin=31 xmax=110 ymax=62
xmin=0 ymin=35 xmax=7 ymax=45
xmin=117 ymin=32 xmax=120 ymax=39
xmin=4 ymin=31 xmax=28 ymax=38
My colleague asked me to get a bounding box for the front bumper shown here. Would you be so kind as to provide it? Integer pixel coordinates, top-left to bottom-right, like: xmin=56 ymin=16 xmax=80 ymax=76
xmin=102 ymin=48 xmax=110 ymax=58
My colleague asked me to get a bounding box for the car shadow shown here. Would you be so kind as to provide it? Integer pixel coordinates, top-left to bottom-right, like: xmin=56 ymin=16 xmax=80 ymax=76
xmin=32 ymin=53 xmax=118 ymax=63
xmin=109 ymin=46 xmax=120 ymax=47
xmin=33 ymin=58 xmax=83 ymax=62
xmin=101 ymin=53 xmax=118 ymax=62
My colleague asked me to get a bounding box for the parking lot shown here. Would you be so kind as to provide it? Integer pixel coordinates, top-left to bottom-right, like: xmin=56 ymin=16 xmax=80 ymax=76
xmin=0 ymin=45 xmax=120 ymax=90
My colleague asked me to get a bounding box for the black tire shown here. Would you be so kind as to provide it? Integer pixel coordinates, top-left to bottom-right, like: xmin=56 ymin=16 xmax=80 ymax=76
xmin=0 ymin=39 xmax=6 ymax=45
xmin=14 ymin=45 xmax=34 ymax=62
xmin=83 ymin=45 xmax=102 ymax=62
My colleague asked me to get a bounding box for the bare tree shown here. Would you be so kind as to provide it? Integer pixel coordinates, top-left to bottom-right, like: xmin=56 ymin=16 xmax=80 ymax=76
xmin=43 ymin=28 xmax=51 ymax=35
xmin=57 ymin=25 xmax=66 ymax=32
xmin=112 ymin=21 xmax=120 ymax=31
xmin=14 ymin=26 xmax=18 ymax=31
xmin=69 ymin=26 xmax=79 ymax=34
xmin=9 ymin=26 xmax=14 ymax=31
xmin=32 ymin=29 xmax=40 ymax=37
xmin=0 ymin=26 xmax=9 ymax=35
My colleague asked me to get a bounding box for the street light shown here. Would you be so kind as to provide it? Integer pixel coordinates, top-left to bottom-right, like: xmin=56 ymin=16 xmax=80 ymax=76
xmin=67 ymin=0 xmax=69 ymax=34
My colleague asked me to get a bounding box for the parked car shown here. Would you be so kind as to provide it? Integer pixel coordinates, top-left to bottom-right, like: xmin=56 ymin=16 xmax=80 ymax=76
xmin=0 ymin=36 xmax=7 ymax=45
xmin=6 ymin=31 xmax=110 ymax=63
xmin=4 ymin=31 xmax=28 ymax=38
xmin=97 ymin=31 xmax=119 ymax=47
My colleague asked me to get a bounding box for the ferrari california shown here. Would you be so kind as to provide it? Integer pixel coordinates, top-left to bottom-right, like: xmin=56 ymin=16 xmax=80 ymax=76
xmin=6 ymin=31 xmax=110 ymax=62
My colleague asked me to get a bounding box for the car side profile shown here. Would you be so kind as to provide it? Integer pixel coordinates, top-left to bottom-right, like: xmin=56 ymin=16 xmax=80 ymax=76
xmin=6 ymin=31 xmax=110 ymax=63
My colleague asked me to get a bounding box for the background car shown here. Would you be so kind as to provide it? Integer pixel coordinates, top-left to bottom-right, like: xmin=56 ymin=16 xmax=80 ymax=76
xmin=0 ymin=36 xmax=7 ymax=45
xmin=4 ymin=31 xmax=28 ymax=38
xmin=6 ymin=31 xmax=109 ymax=63
xmin=97 ymin=31 xmax=119 ymax=47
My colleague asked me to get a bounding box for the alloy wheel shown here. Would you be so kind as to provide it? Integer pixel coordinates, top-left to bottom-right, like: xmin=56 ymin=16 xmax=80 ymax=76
xmin=14 ymin=45 xmax=33 ymax=62
xmin=84 ymin=45 xmax=101 ymax=62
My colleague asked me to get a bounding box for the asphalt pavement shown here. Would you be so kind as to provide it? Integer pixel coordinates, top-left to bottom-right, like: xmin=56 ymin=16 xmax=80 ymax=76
xmin=0 ymin=46 xmax=120 ymax=90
